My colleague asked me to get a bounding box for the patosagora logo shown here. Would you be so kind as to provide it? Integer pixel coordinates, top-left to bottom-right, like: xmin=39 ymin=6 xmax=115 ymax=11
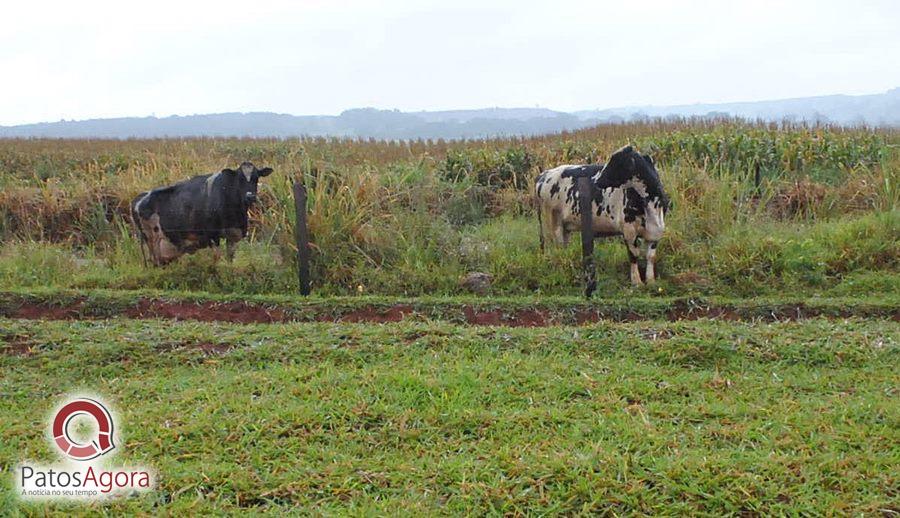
xmin=52 ymin=398 xmax=116 ymax=461
xmin=17 ymin=395 xmax=154 ymax=501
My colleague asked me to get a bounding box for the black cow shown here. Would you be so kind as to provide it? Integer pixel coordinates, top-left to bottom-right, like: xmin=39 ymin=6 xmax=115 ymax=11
xmin=131 ymin=162 xmax=273 ymax=265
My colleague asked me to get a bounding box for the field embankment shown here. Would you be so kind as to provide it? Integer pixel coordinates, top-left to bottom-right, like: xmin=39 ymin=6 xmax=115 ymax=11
xmin=0 ymin=290 xmax=897 ymax=327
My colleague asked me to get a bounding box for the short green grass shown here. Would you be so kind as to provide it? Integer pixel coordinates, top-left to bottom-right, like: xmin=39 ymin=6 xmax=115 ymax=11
xmin=2 ymin=316 xmax=897 ymax=515
xmin=1 ymin=210 xmax=897 ymax=298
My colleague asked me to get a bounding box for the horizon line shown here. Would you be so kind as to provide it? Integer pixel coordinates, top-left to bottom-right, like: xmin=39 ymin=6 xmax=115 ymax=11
xmin=3 ymin=87 xmax=896 ymax=128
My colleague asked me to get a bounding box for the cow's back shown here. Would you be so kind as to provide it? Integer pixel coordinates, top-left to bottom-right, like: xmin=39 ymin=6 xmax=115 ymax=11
xmin=535 ymin=164 xmax=582 ymax=209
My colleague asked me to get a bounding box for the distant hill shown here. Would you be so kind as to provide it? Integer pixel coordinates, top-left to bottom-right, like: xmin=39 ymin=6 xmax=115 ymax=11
xmin=2 ymin=88 xmax=897 ymax=139
xmin=575 ymin=88 xmax=900 ymax=127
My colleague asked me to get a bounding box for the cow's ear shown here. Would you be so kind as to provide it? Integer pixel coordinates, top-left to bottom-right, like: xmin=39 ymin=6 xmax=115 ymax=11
xmin=221 ymin=168 xmax=237 ymax=175
xmin=258 ymin=167 xmax=273 ymax=177
xmin=643 ymin=154 xmax=654 ymax=166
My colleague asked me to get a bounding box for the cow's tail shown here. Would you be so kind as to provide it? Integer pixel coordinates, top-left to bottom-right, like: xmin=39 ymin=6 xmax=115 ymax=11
xmin=536 ymin=196 xmax=545 ymax=252
xmin=533 ymin=166 xmax=547 ymax=253
xmin=131 ymin=193 xmax=149 ymax=268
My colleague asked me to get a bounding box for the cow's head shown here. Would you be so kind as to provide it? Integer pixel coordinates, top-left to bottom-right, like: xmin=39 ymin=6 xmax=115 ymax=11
xmin=638 ymin=153 xmax=670 ymax=215
xmin=222 ymin=162 xmax=274 ymax=205
xmin=600 ymin=146 xmax=669 ymax=213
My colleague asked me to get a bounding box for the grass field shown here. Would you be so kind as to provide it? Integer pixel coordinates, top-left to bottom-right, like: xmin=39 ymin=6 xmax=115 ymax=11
xmin=1 ymin=120 xmax=898 ymax=514
xmin=2 ymin=311 xmax=898 ymax=515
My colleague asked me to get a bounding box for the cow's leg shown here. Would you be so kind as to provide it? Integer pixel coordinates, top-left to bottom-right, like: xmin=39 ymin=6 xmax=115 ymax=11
xmin=549 ymin=208 xmax=566 ymax=246
xmin=622 ymin=226 xmax=643 ymax=286
xmin=645 ymin=241 xmax=659 ymax=283
xmin=139 ymin=215 xmax=165 ymax=266
xmin=157 ymin=236 xmax=182 ymax=265
xmin=224 ymin=228 xmax=243 ymax=262
xmin=211 ymin=241 xmax=223 ymax=262
xmin=156 ymin=229 xmax=182 ymax=265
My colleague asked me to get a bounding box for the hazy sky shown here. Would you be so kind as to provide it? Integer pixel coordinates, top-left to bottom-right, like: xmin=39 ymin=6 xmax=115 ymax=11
xmin=3 ymin=0 xmax=899 ymax=125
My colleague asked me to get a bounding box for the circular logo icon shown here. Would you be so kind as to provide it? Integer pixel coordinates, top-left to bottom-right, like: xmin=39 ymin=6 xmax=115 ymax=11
xmin=52 ymin=398 xmax=115 ymax=461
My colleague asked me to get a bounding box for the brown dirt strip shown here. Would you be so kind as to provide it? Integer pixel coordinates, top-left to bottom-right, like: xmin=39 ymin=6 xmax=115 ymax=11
xmin=0 ymin=334 xmax=235 ymax=357
xmin=1 ymin=297 xmax=897 ymax=327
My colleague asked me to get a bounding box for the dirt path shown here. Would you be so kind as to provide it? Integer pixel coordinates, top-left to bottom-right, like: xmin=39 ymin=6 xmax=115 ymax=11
xmin=2 ymin=296 xmax=896 ymax=327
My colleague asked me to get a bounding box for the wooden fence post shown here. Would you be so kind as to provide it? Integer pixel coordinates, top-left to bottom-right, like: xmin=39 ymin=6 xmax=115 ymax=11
xmin=292 ymin=178 xmax=312 ymax=296
xmin=577 ymin=175 xmax=596 ymax=299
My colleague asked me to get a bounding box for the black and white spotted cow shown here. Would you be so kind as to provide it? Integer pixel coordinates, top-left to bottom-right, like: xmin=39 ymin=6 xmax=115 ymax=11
xmin=131 ymin=162 xmax=273 ymax=266
xmin=534 ymin=146 xmax=670 ymax=285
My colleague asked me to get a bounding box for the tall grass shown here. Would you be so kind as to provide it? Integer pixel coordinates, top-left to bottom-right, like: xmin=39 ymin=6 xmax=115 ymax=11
xmin=0 ymin=120 xmax=896 ymax=297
